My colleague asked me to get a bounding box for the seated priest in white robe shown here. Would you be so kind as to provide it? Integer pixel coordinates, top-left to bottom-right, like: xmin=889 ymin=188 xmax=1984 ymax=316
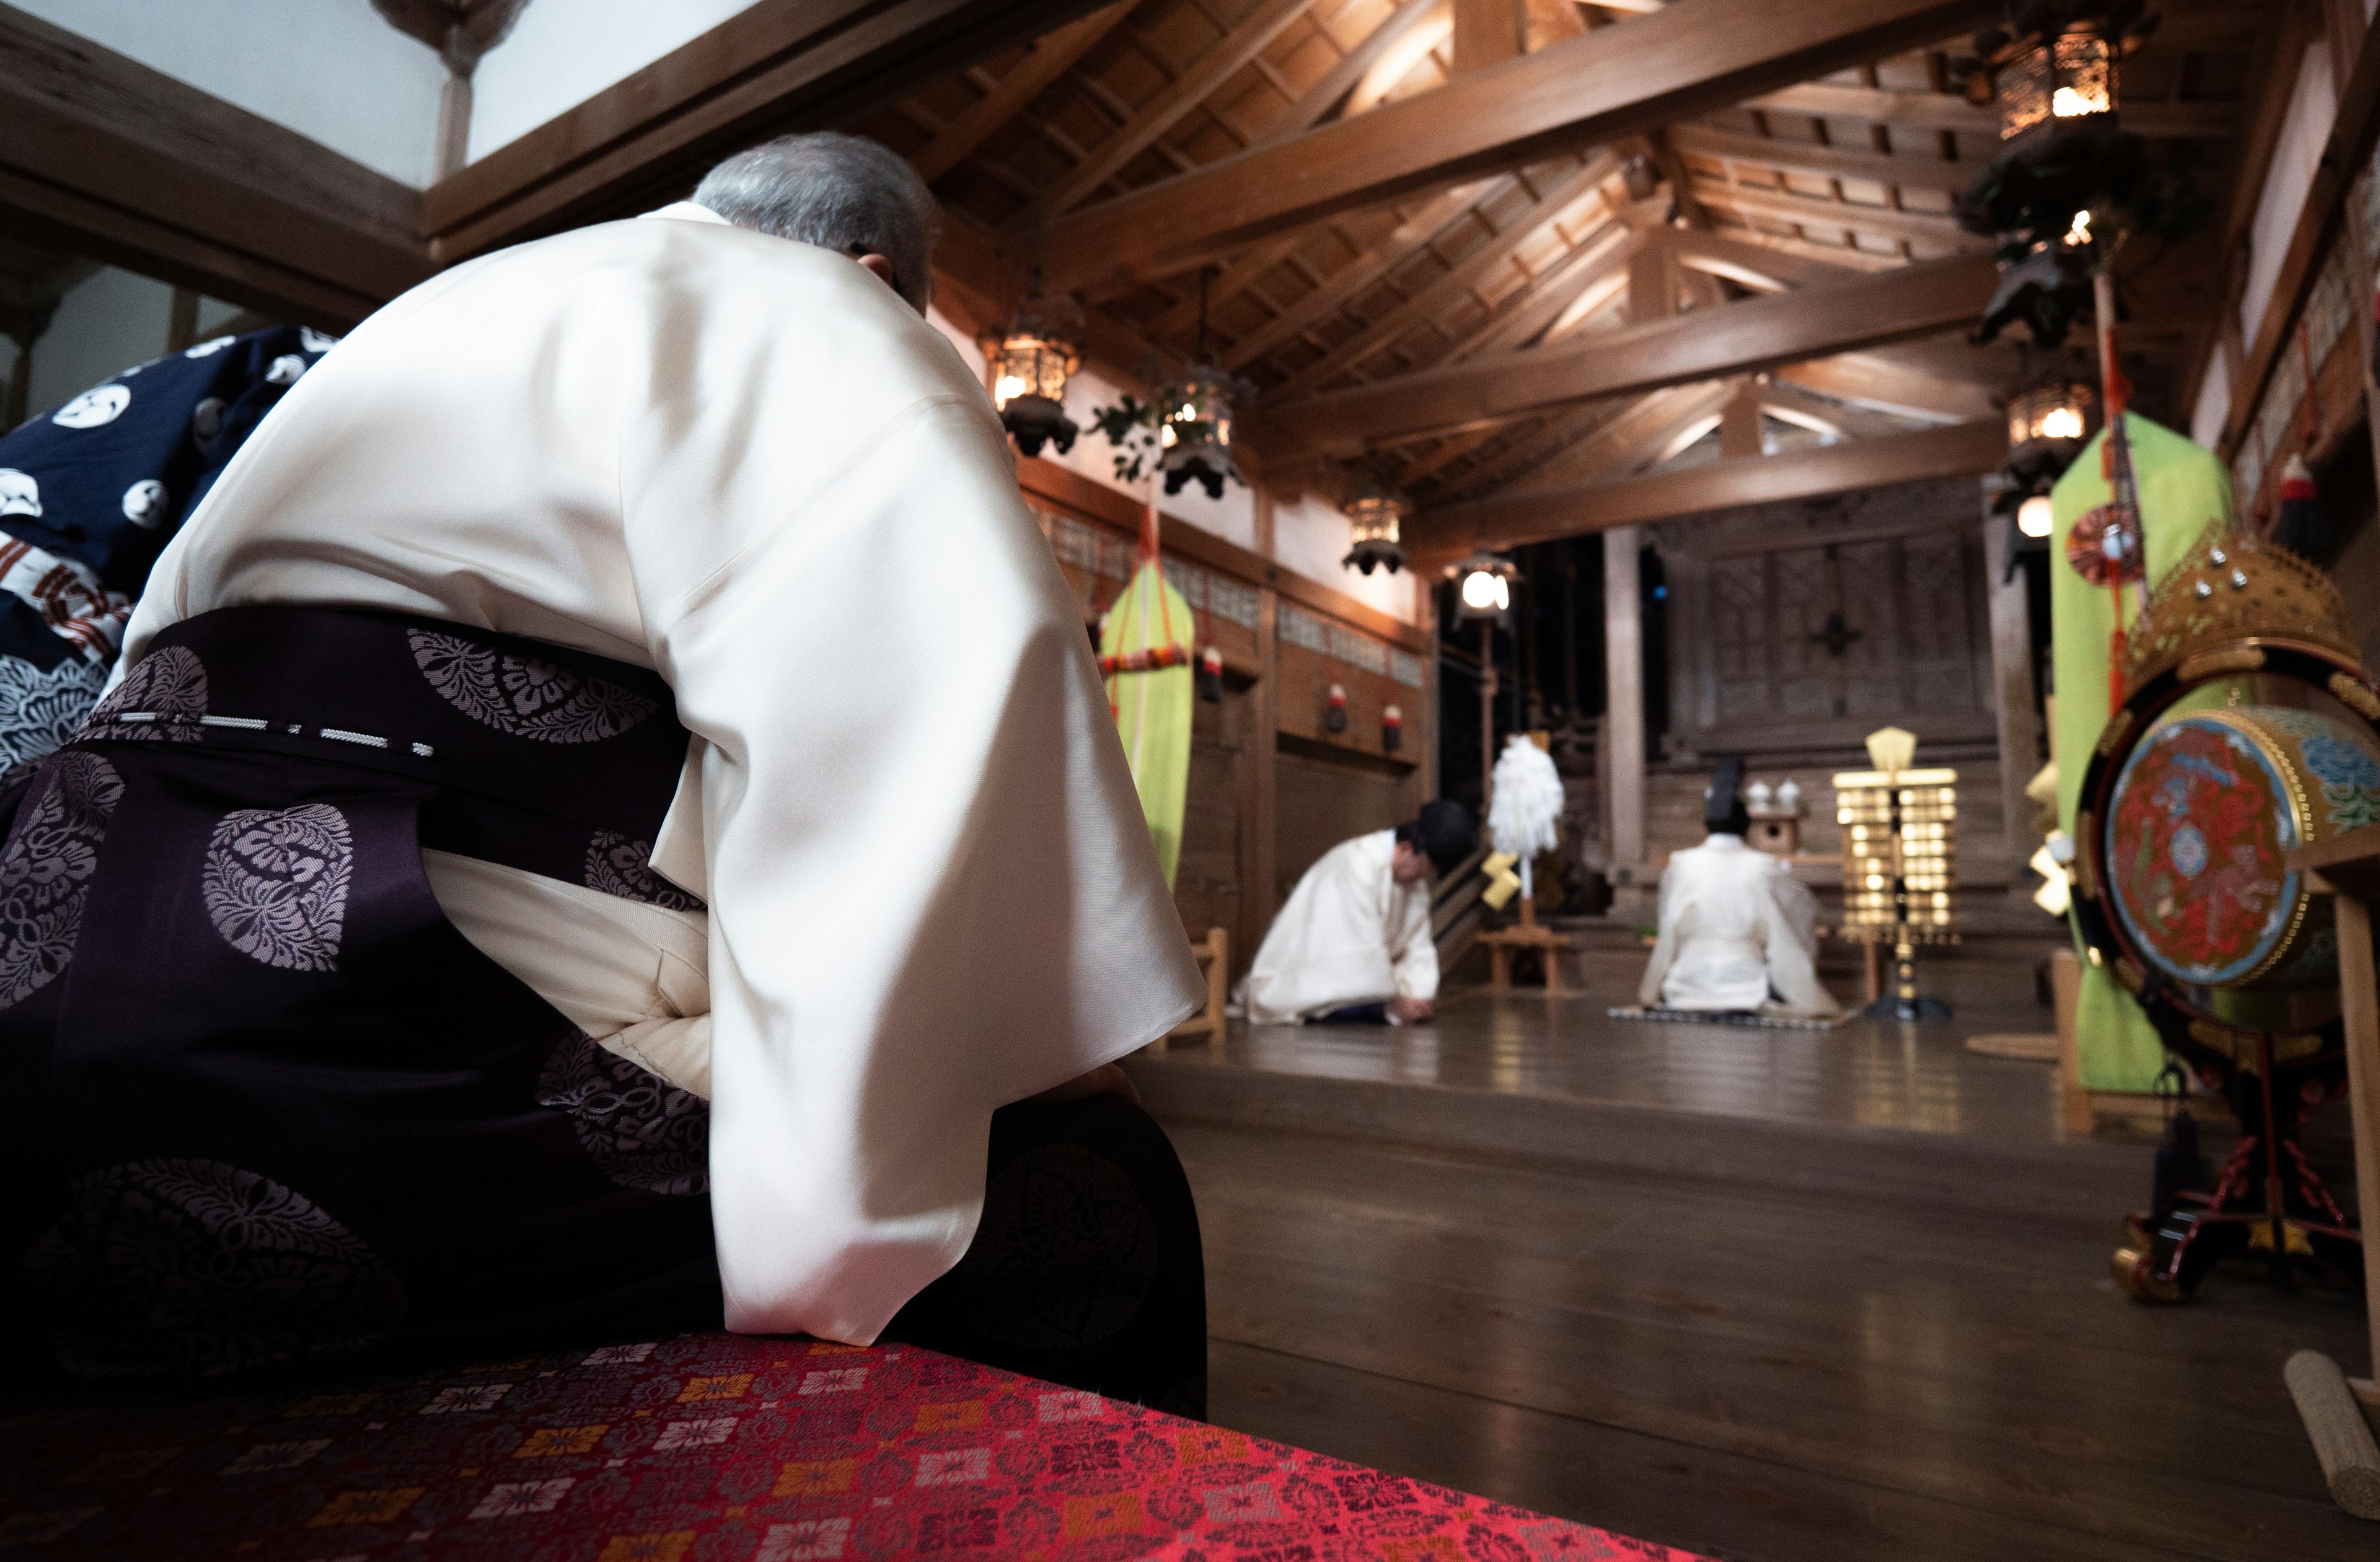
xmin=1243 ymin=800 xmax=1473 ymax=1025
xmin=0 ymin=133 xmax=1209 ymax=1411
xmin=1638 ymin=766 xmax=1838 ymax=1017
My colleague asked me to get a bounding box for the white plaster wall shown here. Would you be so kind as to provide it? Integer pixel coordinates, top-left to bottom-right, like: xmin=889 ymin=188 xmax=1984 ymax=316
xmin=15 ymin=0 xmax=446 ymax=186
xmin=2240 ymin=41 xmax=2338 ymax=347
xmin=467 ymin=0 xmax=760 ymax=164
xmin=25 ymin=267 xmax=175 ymax=418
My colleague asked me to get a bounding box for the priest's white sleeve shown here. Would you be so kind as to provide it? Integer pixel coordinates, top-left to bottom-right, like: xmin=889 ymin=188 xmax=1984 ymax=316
xmin=1389 ymin=885 xmax=1437 ymax=1001
xmin=617 ymin=240 xmax=1202 ymax=1344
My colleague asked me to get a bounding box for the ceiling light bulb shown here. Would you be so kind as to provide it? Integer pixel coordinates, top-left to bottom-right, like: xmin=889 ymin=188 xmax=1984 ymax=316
xmin=2018 ymin=496 xmax=2055 ymax=538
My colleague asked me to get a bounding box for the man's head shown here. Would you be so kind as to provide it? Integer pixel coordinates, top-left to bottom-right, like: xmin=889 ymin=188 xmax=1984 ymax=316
xmin=692 ymin=131 xmax=938 ymax=312
xmin=1393 ymin=799 xmax=1476 ymax=884
xmin=1704 ymin=753 xmax=1749 ymax=838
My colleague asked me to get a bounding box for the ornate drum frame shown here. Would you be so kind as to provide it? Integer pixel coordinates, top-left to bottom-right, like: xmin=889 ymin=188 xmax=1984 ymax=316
xmin=2073 ymin=632 xmax=2380 ymax=1302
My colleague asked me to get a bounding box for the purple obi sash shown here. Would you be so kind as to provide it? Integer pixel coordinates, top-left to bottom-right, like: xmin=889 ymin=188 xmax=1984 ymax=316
xmin=0 ymin=607 xmax=720 ymax=1382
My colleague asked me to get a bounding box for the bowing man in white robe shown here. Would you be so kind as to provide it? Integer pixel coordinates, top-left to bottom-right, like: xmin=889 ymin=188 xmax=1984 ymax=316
xmin=1638 ymin=771 xmax=1838 ymax=1017
xmin=113 ymin=133 xmax=1205 ymax=1369
xmin=1243 ymin=800 xmax=1473 ymax=1025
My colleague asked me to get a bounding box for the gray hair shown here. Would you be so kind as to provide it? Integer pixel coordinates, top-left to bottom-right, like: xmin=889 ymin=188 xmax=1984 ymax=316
xmin=693 ymin=131 xmax=937 ymax=311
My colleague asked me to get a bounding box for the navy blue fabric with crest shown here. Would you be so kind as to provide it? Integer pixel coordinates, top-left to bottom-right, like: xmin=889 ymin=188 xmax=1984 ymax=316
xmin=0 ymin=325 xmax=332 ymax=781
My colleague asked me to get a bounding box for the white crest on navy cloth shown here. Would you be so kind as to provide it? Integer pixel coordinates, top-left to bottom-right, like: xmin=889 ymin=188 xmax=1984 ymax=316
xmin=264 ymin=355 xmax=307 ymax=387
xmin=203 ymin=803 xmax=353 ymax=973
xmin=121 ymin=480 xmax=170 ymax=529
xmin=537 ymin=1033 xmax=709 ymax=1195
xmin=0 ymin=470 xmax=39 ymax=519
xmin=51 ymin=385 xmax=130 ymax=430
xmin=584 ymin=830 xmax=704 ymax=911
xmin=0 ymin=657 xmax=106 ymax=784
xmin=0 ymin=752 xmax=123 ymax=1011
xmin=191 ymin=397 xmax=228 ymax=455
xmin=299 ymin=328 xmax=339 ymax=354
xmin=407 ymin=629 xmax=658 ymax=744
xmin=185 ymin=336 xmax=235 ymax=358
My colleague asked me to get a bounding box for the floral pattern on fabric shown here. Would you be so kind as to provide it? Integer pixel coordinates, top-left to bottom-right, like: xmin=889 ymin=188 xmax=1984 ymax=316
xmin=201 ymin=804 xmax=352 ymax=972
xmin=81 ymin=644 xmax=206 ymax=742
xmin=584 ymin=830 xmax=705 ymax=912
xmin=0 ymin=656 xmax=105 ymax=784
xmin=959 ymin=1145 xmax=1160 ymax=1350
xmin=408 ymin=630 xmax=657 ymax=744
xmin=20 ymin=1158 xmax=404 ymax=1380
xmin=0 ymin=1334 xmax=1715 ymax=1560
xmin=537 ymin=1033 xmax=709 ymax=1196
xmin=0 ymin=752 xmax=121 ymax=1011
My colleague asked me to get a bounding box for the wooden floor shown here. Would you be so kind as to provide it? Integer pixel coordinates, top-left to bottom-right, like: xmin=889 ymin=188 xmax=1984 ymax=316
xmin=1129 ymin=952 xmax=2376 ymax=1562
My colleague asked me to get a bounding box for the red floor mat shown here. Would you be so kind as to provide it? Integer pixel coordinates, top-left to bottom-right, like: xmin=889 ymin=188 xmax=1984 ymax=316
xmin=1 ymin=1332 xmax=1707 ymax=1559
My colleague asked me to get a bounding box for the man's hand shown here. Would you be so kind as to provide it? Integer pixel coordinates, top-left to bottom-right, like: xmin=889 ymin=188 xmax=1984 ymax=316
xmin=1388 ymin=996 xmax=1434 ymax=1024
xmin=1024 ymin=1062 xmax=1141 ymax=1107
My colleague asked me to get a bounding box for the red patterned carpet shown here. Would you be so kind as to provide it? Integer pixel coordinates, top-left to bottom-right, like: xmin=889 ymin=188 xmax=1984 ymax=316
xmin=1 ymin=1333 xmax=1707 ymax=1560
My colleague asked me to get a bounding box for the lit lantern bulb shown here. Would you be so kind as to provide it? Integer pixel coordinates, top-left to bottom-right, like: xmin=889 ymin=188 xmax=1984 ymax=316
xmin=2065 ymin=209 xmax=2092 ymax=247
xmin=1460 ymin=569 xmax=1503 ymax=612
xmin=2039 ymin=406 xmax=2083 ymax=440
xmin=2017 ymin=495 xmax=2055 ymax=538
xmin=994 ymin=374 xmax=1026 ymax=407
xmin=2052 ymin=86 xmax=2094 ymax=118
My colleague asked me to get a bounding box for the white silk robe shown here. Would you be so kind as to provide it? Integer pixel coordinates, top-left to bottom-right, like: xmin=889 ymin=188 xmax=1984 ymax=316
xmin=1242 ymin=830 xmax=1435 ymax=1024
xmin=1637 ymin=833 xmax=1839 ymax=1016
xmin=118 ymin=203 xmax=1204 ymax=1345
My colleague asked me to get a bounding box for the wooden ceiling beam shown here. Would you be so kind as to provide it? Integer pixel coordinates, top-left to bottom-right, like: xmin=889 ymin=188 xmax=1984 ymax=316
xmin=1748 ymin=81 xmax=2237 ymax=138
xmin=1502 ymin=379 xmax=1735 ymax=494
xmin=1407 ymin=417 xmax=2007 ymax=557
xmin=1220 ymin=177 xmax=1505 ymax=369
xmin=423 ymin=0 xmax=1109 ymax=260
xmin=1689 ymin=178 xmax=1977 ymax=247
xmin=1774 ymin=353 xmax=1996 ymax=423
xmin=0 ymin=7 xmax=429 ymax=327
xmin=1260 ymin=0 xmax=1444 ymax=144
xmin=1449 ymin=224 xmax=1641 ymax=359
xmin=913 ymin=0 xmax=1137 ymax=181
xmin=1267 ymin=156 xmax=1615 ymax=398
xmin=1031 ymin=0 xmax=2001 ymax=286
xmin=1266 ymin=248 xmax=1998 ymax=457
xmin=1028 ymin=0 xmax=1319 ymax=218
xmin=1670 ymin=123 xmax=1972 ymax=192
xmin=1668 ymin=226 xmax=1896 ymax=287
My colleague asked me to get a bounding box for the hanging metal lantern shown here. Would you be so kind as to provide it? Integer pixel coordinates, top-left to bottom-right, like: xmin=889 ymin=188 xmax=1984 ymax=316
xmin=1446 ymin=550 xmax=1518 ymax=624
xmin=1341 ymin=475 xmax=1411 ymax=576
xmin=1993 ymin=30 xmax=2117 ymax=142
xmin=2006 ymin=380 xmax=2095 ymax=451
xmin=1155 ymin=365 xmax=1241 ymax=499
xmin=1993 ymin=378 xmax=2095 ymax=563
xmin=977 ymin=291 xmax=1083 ymax=458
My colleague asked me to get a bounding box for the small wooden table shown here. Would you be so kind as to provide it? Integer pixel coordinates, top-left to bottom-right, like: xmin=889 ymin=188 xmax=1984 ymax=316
xmin=1476 ymin=898 xmax=1574 ymax=993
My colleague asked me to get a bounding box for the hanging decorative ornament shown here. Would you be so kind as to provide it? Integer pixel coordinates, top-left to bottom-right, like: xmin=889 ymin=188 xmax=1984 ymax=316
xmin=977 ymin=287 xmax=1083 ymax=458
xmin=2064 ymin=500 xmax=2146 ymax=588
xmin=1382 ymin=703 xmax=1403 ymax=753
xmin=1324 ymin=682 xmax=1349 ymax=734
xmin=1088 ymin=268 xmax=1253 ymax=500
xmin=2275 ymin=454 xmax=2329 ymax=557
xmin=1956 ymin=2 xmax=2204 ymax=348
xmin=1196 ymin=644 xmax=1224 ymax=704
xmin=1340 ymin=470 xmax=1411 ymax=576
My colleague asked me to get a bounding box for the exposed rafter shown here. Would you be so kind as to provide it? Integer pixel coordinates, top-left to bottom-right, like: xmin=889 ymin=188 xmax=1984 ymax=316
xmin=1028 ymin=0 xmax=2000 ymax=286
xmin=1409 ymin=418 xmax=2007 ymax=557
xmin=914 ymin=0 xmax=1136 ymax=181
xmin=1266 ymin=250 xmax=1998 ymax=457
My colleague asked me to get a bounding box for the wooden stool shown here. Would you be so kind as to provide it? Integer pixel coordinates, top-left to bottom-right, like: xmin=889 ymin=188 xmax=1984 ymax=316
xmin=1475 ymin=900 xmax=1574 ymax=993
xmin=1157 ymin=926 xmax=1230 ymax=1051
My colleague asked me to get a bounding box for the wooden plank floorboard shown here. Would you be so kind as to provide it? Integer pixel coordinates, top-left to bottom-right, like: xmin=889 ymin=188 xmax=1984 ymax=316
xmin=1209 ymin=1340 xmax=2207 ymax=1562
xmin=1179 ymin=1124 xmax=2374 ymax=1562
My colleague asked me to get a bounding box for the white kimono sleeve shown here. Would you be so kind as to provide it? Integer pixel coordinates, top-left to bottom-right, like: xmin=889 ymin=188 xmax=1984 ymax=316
xmin=619 ymin=254 xmax=1202 ymax=1343
xmin=1388 ymin=884 xmax=1437 ymax=1002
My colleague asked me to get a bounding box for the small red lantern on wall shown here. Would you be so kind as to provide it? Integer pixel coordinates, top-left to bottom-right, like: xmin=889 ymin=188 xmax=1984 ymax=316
xmin=1197 ymin=645 xmax=1223 ymax=703
xmin=1383 ymin=703 xmax=1403 ymax=752
xmin=1325 ymin=682 xmax=1349 ymax=734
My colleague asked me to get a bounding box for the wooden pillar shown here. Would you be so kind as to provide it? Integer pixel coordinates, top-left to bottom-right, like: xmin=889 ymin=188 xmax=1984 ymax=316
xmin=1603 ymin=525 xmax=1648 ymax=907
xmin=1981 ymin=482 xmax=2044 ymax=899
xmin=1625 ymin=234 xmax=1675 ymax=327
xmin=1718 ymin=379 xmax=1762 ymax=459
xmin=1247 ymin=489 xmax=1280 ymax=961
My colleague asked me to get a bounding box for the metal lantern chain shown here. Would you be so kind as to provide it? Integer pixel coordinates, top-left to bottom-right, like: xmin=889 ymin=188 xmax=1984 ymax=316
xmin=1087 ymin=266 xmax=1252 ymax=500
xmin=980 ymin=91 xmax=1085 ymax=458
